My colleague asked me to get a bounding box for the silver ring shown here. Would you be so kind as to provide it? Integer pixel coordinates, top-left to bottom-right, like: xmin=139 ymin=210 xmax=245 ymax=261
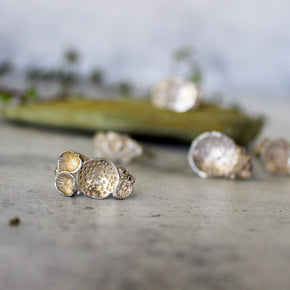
xmin=54 ymin=151 xmax=135 ymax=199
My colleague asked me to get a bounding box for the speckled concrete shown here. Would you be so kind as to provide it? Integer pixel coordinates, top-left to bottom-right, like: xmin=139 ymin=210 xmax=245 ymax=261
xmin=0 ymin=100 xmax=289 ymax=290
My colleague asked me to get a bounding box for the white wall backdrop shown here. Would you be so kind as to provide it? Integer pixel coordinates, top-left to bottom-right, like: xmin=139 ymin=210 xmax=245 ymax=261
xmin=0 ymin=0 xmax=289 ymax=94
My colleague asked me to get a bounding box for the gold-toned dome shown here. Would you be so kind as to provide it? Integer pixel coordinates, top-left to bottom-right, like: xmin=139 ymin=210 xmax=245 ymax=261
xmin=55 ymin=172 xmax=77 ymax=197
xmin=77 ymin=159 xmax=120 ymax=199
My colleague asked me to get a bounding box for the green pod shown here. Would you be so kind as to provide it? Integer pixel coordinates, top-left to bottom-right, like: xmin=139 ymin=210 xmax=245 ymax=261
xmin=1 ymin=98 xmax=264 ymax=145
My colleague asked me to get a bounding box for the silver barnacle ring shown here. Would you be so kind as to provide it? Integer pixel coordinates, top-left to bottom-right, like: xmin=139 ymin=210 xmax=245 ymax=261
xmin=54 ymin=151 xmax=135 ymax=199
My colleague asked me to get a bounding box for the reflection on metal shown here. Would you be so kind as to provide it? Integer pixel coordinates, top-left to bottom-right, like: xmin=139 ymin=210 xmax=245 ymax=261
xmin=188 ymin=131 xmax=252 ymax=179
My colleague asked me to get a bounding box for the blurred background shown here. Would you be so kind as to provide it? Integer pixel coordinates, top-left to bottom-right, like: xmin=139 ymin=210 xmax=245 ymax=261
xmin=0 ymin=0 xmax=289 ymax=99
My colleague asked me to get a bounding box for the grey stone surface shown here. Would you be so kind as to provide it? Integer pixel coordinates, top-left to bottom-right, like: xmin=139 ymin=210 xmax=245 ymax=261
xmin=0 ymin=99 xmax=289 ymax=290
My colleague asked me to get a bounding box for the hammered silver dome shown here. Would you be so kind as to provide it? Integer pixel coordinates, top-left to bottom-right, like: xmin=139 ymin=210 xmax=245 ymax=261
xmin=188 ymin=132 xmax=239 ymax=178
xmin=151 ymin=77 xmax=199 ymax=112
xmin=77 ymin=159 xmax=120 ymax=199
xmin=258 ymin=138 xmax=290 ymax=175
xmin=93 ymin=131 xmax=143 ymax=164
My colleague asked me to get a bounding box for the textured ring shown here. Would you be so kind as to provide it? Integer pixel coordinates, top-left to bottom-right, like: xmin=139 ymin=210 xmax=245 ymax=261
xmin=54 ymin=151 xmax=135 ymax=199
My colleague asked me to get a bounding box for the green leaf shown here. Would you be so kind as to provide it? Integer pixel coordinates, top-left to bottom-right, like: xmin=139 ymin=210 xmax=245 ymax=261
xmin=24 ymin=87 xmax=38 ymax=102
xmin=90 ymin=69 xmax=104 ymax=85
xmin=173 ymin=46 xmax=194 ymax=61
xmin=0 ymin=61 xmax=13 ymax=77
xmin=189 ymin=67 xmax=203 ymax=86
xmin=1 ymin=99 xmax=264 ymax=145
xmin=118 ymin=82 xmax=133 ymax=97
xmin=63 ymin=48 xmax=80 ymax=65
xmin=0 ymin=92 xmax=12 ymax=103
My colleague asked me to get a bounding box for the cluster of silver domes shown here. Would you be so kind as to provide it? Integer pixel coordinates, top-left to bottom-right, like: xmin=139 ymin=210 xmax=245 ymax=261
xmin=187 ymin=132 xmax=290 ymax=179
xmin=54 ymin=151 xmax=135 ymax=199
xmin=54 ymin=82 xmax=288 ymax=198
xmin=54 ymin=133 xmax=289 ymax=199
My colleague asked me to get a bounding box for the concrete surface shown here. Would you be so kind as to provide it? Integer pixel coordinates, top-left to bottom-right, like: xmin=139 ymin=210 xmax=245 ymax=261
xmin=0 ymin=99 xmax=289 ymax=290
